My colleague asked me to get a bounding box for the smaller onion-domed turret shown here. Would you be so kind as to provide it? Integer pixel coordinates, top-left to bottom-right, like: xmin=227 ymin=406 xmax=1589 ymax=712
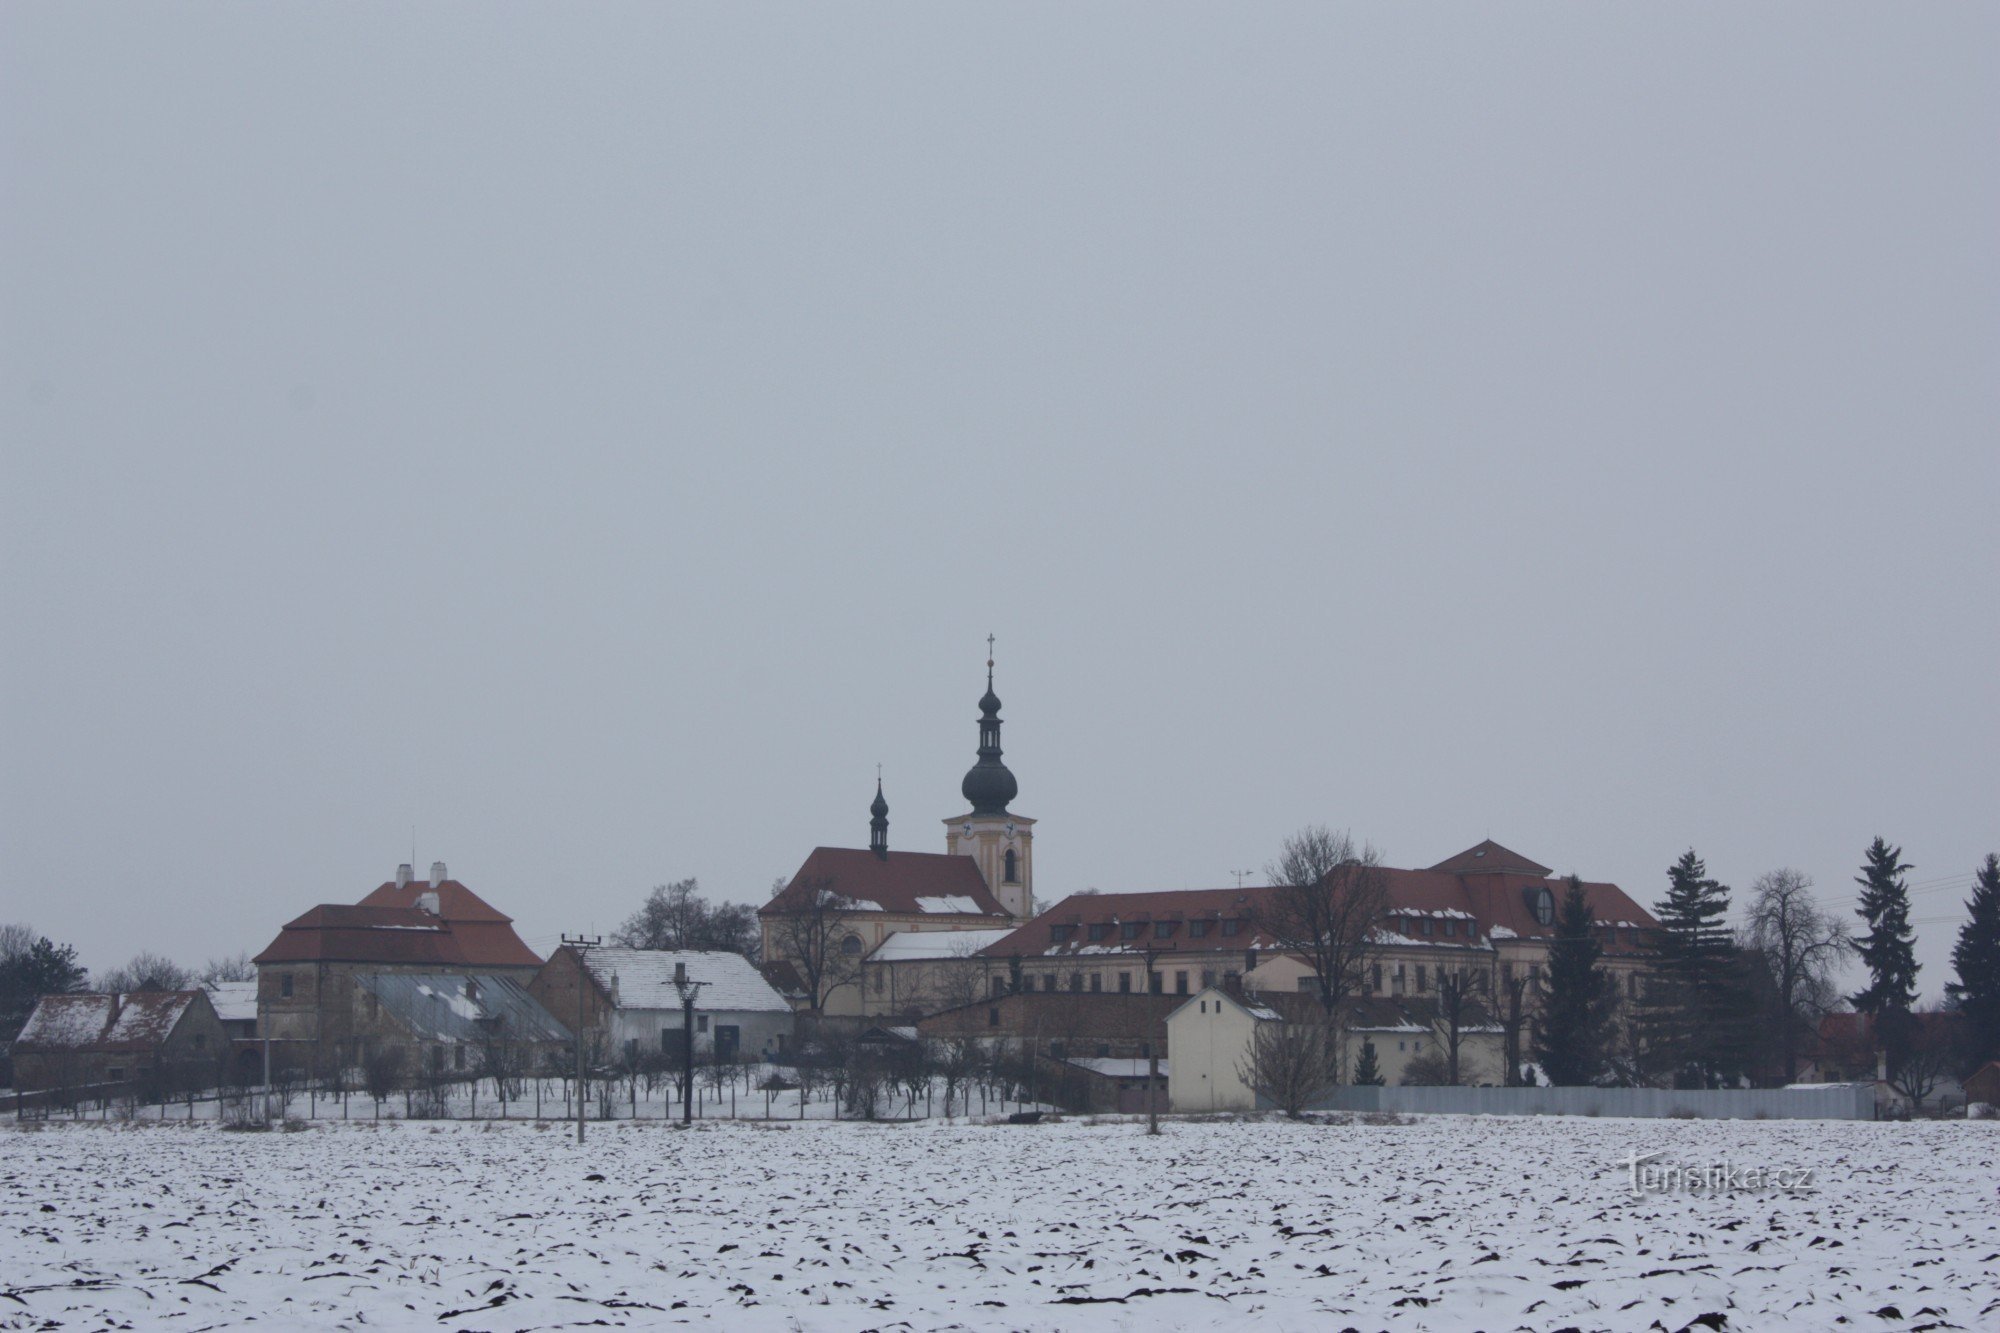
xmin=868 ymin=777 xmax=890 ymax=859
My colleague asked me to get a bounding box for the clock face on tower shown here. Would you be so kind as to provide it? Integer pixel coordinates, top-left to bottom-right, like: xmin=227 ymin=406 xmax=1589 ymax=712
xmin=962 ymin=823 xmax=973 ymax=836
xmin=1005 ymin=823 xmax=1016 ymax=837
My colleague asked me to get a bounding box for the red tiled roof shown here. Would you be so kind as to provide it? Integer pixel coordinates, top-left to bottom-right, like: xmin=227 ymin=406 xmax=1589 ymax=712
xmin=1428 ymin=839 xmax=1552 ymax=877
xmin=978 ymin=844 xmax=1658 ymax=960
xmin=761 ymin=847 xmax=1009 ymax=918
xmin=253 ymin=881 xmax=542 ymax=968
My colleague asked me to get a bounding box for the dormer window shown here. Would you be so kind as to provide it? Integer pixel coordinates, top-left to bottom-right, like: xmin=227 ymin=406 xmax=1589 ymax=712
xmin=1529 ymin=886 xmax=1556 ymax=927
xmin=1188 ymin=920 xmax=1211 ymax=938
xmin=1050 ymin=924 xmax=1076 ymax=944
xmin=1220 ymin=918 xmax=1242 ymax=937
xmin=1420 ymin=917 xmax=1434 ymax=937
xmin=1087 ymin=923 xmax=1109 ymax=942
xmin=1120 ymin=921 xmax=1142 ymax=941
xmin=1153 ymin=921 xmax=1175 ymax=940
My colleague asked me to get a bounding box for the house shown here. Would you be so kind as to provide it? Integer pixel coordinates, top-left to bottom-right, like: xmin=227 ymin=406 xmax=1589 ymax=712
xmin=760 ymin=663 xmax=1039 ymax=1014
xmin=347 ymin=972 xmax=570 ymax=1079
xmin=1964 ymin=1061 xmax=2000 ymax=1111
xmin=11 ymin=991 xmax=229 ymax=1101
xmin=530 ymin=947 xmax=793 ymax=1065
xmin=1802 ymin=1011 xmax=1966 ymax=1113
xmin=253 ymin=860 xmax=543 ymax=1067
xmin=1165 ymin=987 xmax=1281 ymax=1112
xmin=976 ymin=842 xmax=1655 ymax=1012
xmin=203 ymin=980 xmax=263 ymax=1080
xmin=1058 ymin=1057 xmax=1169 ymax=1114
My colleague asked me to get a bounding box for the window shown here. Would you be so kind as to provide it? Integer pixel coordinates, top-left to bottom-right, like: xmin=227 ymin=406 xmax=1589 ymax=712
xmin=109 ymin=1066 xmax=127 ymax=1081
xmin=1392 ymin=964 xmax=1406 ymax=995
xmin=1529 ymin=964 xmax=1542 ymax=984
xmin=1501 ymin=962 xmax=1514 ymax=984
xmin=1120 ymin=922 xmax=1142 ymax=941
xmin=1003 ymin=848 xmax=1018 ymax=883
xmin=1444 ymin=919 xmax=1457 ymax=937
xmin=1414 ymin=1039 xmax=1424 ymax=1052
xmin=1090 ymin=973 xmax=1102 ymax=993
xmin=697 ymin=1015 xmax=709 ymax=1033
xmin=1220 ymin=918 xmax=1242 ymax=937
xmin=1189 ymin=920 xmax=1211 ymax=938
xmin=1152 ymin=921 xmax=1174 ymax=939
xmin=1069 ymin=972 xmax=1083 ymax=991
xmin=1175 ymin=971 xmax=1189 ymax=994
xmin=1118 ymin=972 xmax=1132 ymax=993
xmin=1530 ymin=887 xmax=1556 ymax=927
xmin=1201 ymin=969 xmax=1216 ymax=988
xmin=840 ymin=934 xmax=863 ymax=957
xmin=991 ymin=977 xmax=1006 ymax=999
xmin=453 ymin=1044 xmax=467 ymax=1070
xmin=1049 ymin=1041 xmax=1065 ymax=1059
xmin=1087 ymin=923 xmax=1109 ymax=942
xmin=1371 ymin=963 xmax=1383 ymax=993
xmin=1420 ymin=917 xmax=1434 ymax=937
xmin=1297 ymin=977 xmax=1316 ymax=993
xmin=1416 ymin=965 xmax=1427 ymax=993
xmin=872 ymin=970 xmax=884 ymax=994
xmin=1397 ymin=1042 xmax=1406 ymax=1053
xmin=280 ymin=973 xmax=294 ymax=999
xmin=1222 ymin=970 xmax=1240 ymax=989
xmin=1199 ymin=1000 xmax=1208 ymax=1014
xmin=1050 ymin=924 xmax=1076 ymax=944
xmin=1628 ymin=971 xmax=1639 ymax=997
xmin=1095 ymin=1043 xmax=1111 ymax=1057
xmin=987 ymin=1007 xmax=999 ymax=1027
xmin=1043 ymin=974 xmax=1058 ymax=992
xmin=1149 ymin=972 xmax=1164 ymax=994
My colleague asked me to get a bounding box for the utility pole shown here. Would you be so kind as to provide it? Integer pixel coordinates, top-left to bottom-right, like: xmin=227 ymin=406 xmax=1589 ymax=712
xmin=562 ymin=934 xmax=601 ymax=1144
xmin=673 ymin=962 xmax=706 ymax=1125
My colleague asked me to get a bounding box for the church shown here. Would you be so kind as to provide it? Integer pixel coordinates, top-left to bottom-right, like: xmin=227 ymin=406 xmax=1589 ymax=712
xmin=757 ymin=655 xmax=1038 ymax=1014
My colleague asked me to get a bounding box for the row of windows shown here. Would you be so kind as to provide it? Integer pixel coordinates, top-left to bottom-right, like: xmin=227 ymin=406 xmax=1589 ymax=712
xmin=992 ymin=967 xmax=1231 ymax=999
xmin=1051 ymin=918 xmax=1244 ymax=945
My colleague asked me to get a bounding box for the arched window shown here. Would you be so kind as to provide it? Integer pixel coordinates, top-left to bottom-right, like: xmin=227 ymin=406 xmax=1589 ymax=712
xmin=1003 ymin=848 xmax=1018 ymax=883
xmin=840 ymin=934 xmax=863 ymax=958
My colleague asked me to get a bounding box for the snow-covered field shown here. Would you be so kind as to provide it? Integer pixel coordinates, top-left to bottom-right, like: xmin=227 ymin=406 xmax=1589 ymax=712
xmin=3 ymin=1116 xmax=1994 ymax=1331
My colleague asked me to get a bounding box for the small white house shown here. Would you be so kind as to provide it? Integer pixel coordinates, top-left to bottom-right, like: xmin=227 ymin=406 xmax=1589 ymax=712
xmin=533 ymin=947 xmax=793 ymax=1064
xmin=1165 ymin=987 xmax=1280 ymax=1112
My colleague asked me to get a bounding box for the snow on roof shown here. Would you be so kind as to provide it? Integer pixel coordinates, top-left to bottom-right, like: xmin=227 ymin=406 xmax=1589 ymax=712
xmin=913 ymin=895 xmax=983 ymax=914
xmin=1064 ymin=1058 xmax=1168 ymax=1079
xmin=869 ymin=928 xmax=1017 ymax=963
xmin=204 ymin=982 xmax=257 ymax=1023
xmin=105 ymin=993 xmax=195 ymax=1045
xmin=1488 ymin=925 xmax=1518 ymax=939
xmin=14 ymin=994 xmax=116 ymax=1049
xmin=357 ymin=973 xmax=570 ymax=1044
xmin=582 ymin=948 xmax=792 ymax=1013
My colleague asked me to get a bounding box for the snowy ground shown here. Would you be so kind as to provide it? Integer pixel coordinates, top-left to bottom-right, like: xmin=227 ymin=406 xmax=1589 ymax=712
xmin=3 ymin=1116 xmax=1994 ymax=1332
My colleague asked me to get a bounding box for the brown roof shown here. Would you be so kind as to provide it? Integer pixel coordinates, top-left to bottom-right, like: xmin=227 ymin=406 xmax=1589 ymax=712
xmin=13 ymin=991 xmax=214 ymax=1055
xmin=978 ymin=844 xmax=1658 ymax=961
xmin=1428 ymin=839 xmax=1553 ymax=877
xmin=761 ymin=847 xmax=1010 ymax=918
xmin=254 ymin=880 xmax=542 ymax=968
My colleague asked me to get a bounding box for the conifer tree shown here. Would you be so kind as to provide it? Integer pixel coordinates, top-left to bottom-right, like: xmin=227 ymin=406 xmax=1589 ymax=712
xmin=1535 ymin=877 xmax=1616 ymax=1086
xmin=1947 ymin=853 xmax=2000 ymax=1071
xmin=1641 ymin=850 xmax=1750 ymax=1087
xmin=1353 ymin=1038 xmax=1385 ymax=1086
xmin=1851 ymin=837 xmax=1919 ymax=1015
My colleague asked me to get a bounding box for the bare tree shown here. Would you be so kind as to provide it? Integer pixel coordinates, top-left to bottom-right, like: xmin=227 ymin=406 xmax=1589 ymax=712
xmin=1742 ymin=868 xmax=1850 ymax=1083
xmin=1259 ymin=826 xmax=1390 ymax=1077
xmin=765 ymin=876 xmax=865 ymax=1012
xmin=198 ymin=953 xmax=255 ymax=984
xmin=1498 ymin=973 xmax=1530 ymax=1086
xmin=1884 ymin=1008 xmax=1956 ymax=1114
xmin=615 ymin=878 xmax=761 ymax=959
xmin=362 ymin=1046 xmax=404 ymax=1119
xmin=1237 ymin=1016 xmax=1338 ymax=1117
xmin=1433 ymin=970 xmax=1477 ymax=1086
xmin=96 ymin=951 xmax=193 ymax=993
xmin=1402 ymin=1051 xmax=1451 ymax=1085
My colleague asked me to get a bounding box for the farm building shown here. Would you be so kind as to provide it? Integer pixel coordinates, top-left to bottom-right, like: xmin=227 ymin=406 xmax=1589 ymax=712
xmin=11 ymin=990 xmax=229 ymax=1102
xmin=531 ymin=947 xmax=793 ymax=1064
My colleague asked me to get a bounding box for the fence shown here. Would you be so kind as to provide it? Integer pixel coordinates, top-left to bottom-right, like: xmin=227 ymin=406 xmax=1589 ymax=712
xmin=1310 ymin=1083 xmax=1876 ymax=1120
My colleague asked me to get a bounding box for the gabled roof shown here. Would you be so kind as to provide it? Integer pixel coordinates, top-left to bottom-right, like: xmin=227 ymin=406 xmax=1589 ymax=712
xmin=578 ymin=948 xmax=791 ymax=1014
xmin=1167 ymin=987 xmax=1281 ymax=1025
xmin=355 ymin=972 xmax=570 ymax=1045
xmin=979 ymin=844 xmax=1657 ymax=961
xmin=1428 ymin=840 xmax=1553 ymax=877
xmin=254 ymin=879 xmax=542 ymax=968
xmin=14 ymin=991 xmax=213 ymax=1054
xmin=203 ymin=981 xmax=258 ymax=1024
xmin=761 ymin=847 xmax=1010 ymax=919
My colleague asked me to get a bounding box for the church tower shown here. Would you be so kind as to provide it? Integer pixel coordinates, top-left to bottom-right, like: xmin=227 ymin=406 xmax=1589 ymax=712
xmin=943 ymin=649 xmax=1035 ymax=918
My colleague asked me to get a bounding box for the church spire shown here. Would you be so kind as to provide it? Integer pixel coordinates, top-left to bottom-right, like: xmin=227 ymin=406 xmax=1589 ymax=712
xmin=961 ymin=638 xmax=1018 ymax=815
xmin=869 ymin=770 xmax=889 ymax=859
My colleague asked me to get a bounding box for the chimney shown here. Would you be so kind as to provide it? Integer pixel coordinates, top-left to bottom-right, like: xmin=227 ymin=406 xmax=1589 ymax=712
xmin=416 ymin=890 xmax=440 ymax=915
xmin=429 ymin=860 xmax=447 ymax=888
xmin=395 ymin=863 xmax=413 ymax=888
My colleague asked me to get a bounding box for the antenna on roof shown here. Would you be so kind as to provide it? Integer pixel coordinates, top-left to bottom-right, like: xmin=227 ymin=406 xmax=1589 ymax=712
xmin=1232 ymin=870 xmax=1253 ymax=888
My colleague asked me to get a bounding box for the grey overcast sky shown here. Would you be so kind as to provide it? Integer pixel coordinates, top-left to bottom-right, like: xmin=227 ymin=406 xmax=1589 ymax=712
xmin=3 ymin=4 xmax=1994 ymax=996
